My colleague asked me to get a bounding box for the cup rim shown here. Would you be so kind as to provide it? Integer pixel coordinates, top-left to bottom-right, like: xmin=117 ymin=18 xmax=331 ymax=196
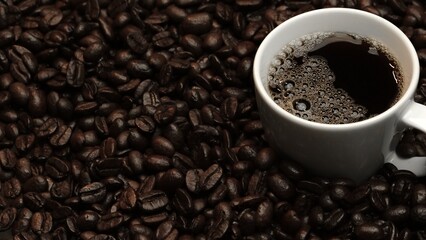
xmin=253 ymin=8 xmax=420 ymax=131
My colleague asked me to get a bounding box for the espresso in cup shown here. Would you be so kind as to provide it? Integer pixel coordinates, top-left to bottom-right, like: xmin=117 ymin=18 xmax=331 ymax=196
xmin=267 ymin=32 xmax=404 ymax=124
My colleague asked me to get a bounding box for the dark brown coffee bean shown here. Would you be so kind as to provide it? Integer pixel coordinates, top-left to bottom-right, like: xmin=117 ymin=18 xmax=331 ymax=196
xmin=412 ymin=184 xmax=426 ymax=205
xmin=200 ymin=164 xmax=223 ymax=191
xmin=9 ymin=82 xmax=29 ymax=106
xmin=207 ymin=202 xmax=231 ymax=239
xmin=27 ymin=87 xmax=46 ymax=118
xmin=155 ymin=220 xmax=178 ymax=240
xmin=280 ymin=209 xmax=302 ymax=234
xmin=15 ymin=133 xmax=35 ymax=152
xmin=411 ymin=205 xmax=426 ymax=225
xmin=127 ymin=31 xmax=148 ymax=54
xmin=66 ymin=59 xmax=85 ymax=87
xmin=383 ymin=205 xmax=410 ymax=223
xmin=138 ymin=190 xmax=169 ymax=212
xmin=181 ymin=34 xmax=203 ymax=57
xmin=0 ymin=207 xmax=17 ymax=231
xmin=23 ymin=176 xmax=48 ymax=193
xmin=255 ymin=200 xmax=273 ymax=229
xmin=370 ymin=190 xmax=388 ymax=212
xmin=49 ymin=124 xmax=72 ymax=147
xmin=181 ymin=12 xmax=212 ymax=35
xmin=145 ymin=154 xmax=171 ymax=172
xmin=267 ymin=172 xmax=295 ymax=200
xmin=3 ymin=177 xmax=21 ymax=198
xmin=86 ymin=0 xmax=100 ymax=20
xmin=355 ymin=223 xmax=384 ymax=240
xmin=31 ymin=211 xmax=52 ymax=234
xmin=79 ymin=182 xmax=106 ymax=204
xmin=76 ymin=211 xmax=100 ymax=231
xmin=36 ymin=118 xmax=58 ymax=138
xmin=40 ymin=6 xmax=63 ymax=26
xmin=45 ymin=157 xmax=69 ymax=180
xmin=97 ymin=212 xmax=124 ymax=232
xmin=323 ymin=208 xmax=345 ymax=231
xmin=172 ymin=188 xmax=193 ymax=216
xmin=23 ymin=192 xmax=46 ymax=211
xmin=15 ymin=157 xmax=31 ymax=181
xmin=185 ymin=169 xmax=203 ymax=193
xmin=8 ymin=45 xmax=37 ymax=83
xmin=0 ymin=148 xmax=16 ymax=170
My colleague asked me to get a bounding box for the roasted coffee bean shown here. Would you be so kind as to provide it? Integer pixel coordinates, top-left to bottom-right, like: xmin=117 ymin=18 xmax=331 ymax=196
xmin=0 ymin=148 xmax=16 ymax=170
xmin=50 ymin=180 xmax=71 ymax=199
xmin=157 ymin=168 xmax=185 ymax=193
xmin=155 ymin=220 xmax=178 ymax=240
xmin=281 ymin=209 xmax=302 ymax=234
xmin=151 ymin=135 xmax=175 ymax=157
xmin=97 ymin=212 xmax=124 ymax=232
xmin=181 ymin=12 xmax=212 ymax=35
xmin=66 ymin=59 xmax=85 ymax=87
xmin=8 ymin=45 xmax=37 ymax=83
xmin=3 ymin=177 xmax=22 ymax=198
xmin=31 ymin=211 xmax=52 ymax=234
xmin=45 ymin=157 xmax=69 ymax=180
xmin=412 ymin=184 xmax=426 ymax=204
xmin=127 ymin=31 xmax=148 ymax=54
xmin=384 ymin=205 xmax=410 ymax=223
xmin=0 ymin=207 xmax=17 ymax=231
xmin=323 ymin=208 xmax=345 ymax=230
xmin=207 ymin=202 xmax=231 ymax=239
xmin=49 ymin=125 xmax=72 ymax=147
xmin=267 ymin=172 xmax=295 ymax=200
xmin=138 ymin=190 xmax=169 ymax=212
xmin=145 ymin=154 xmax=171 ymax=172
xmin=411 ymin=205 xmax=426 ymax=225
xmin=370 ymin=190 xmax=388 ymax=212
xmin=137 ymin=176 xmax=155 ymax=195
xmin=186 ymin=169 xmax=203 ymax=193
xmin=9 ymin=82 xmax=29 ymax=106
xmin=79 ymin=182 xmax=106 ymax=204
xmin=200 ymin=164 xmax=223 ymax=191
xmin=28 ymin=87 xmax=47 ymax=118
xmin=255 ymin=200 xmax=273 ymax=228
xmin=77 ymin=211 xmax=100 ymax=231
xmin=355 ymin=223 xmax=384 ymax=240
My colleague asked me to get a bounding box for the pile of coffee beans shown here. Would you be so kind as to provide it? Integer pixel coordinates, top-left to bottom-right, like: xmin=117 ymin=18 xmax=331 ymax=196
xmin=0 ymin=0 xmax=426 ymax=239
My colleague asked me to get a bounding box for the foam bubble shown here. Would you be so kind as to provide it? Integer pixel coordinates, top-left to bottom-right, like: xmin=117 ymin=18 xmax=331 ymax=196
xmin=268 ymin=32 xmax=373 ymax=124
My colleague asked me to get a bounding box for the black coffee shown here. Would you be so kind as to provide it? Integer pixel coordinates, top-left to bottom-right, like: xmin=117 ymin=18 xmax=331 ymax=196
xmin=268 ymin=32 xmax=404 ymax=124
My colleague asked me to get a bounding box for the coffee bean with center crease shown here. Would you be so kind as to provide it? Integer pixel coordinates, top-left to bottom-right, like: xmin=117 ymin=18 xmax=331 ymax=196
xmin=8 ymin=45 xmax=37 ymax=83
xmin=79 ymin=182 xmax=106 ymax=204
xmin=49 ymin=124 xmax=72 ymax=147
xmin=127 ymin=31 xmax=148 ymax=54
xmin=66 ymin=59 xmax=85 ymax=87
xmin=138 ymin=190 xmax=169 ymax=212
xmin=31 ymin=211 xmax=52 ymax=235
xmin=0 ymin=207 xmax=17 ymax=231
xmin=3 ymin=177 xmax=21 ymax=198
xmin=96 ymin=212 xmax=124 ymax=232
xmin=118 ymin=187 xmax=137 ymax=211
xmin=0 ymin=148 xmax=16 ymax=170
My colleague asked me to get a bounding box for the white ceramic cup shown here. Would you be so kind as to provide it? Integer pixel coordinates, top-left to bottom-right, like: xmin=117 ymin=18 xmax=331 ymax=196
xmin=253 ymin=8 xmax=426 ymax=182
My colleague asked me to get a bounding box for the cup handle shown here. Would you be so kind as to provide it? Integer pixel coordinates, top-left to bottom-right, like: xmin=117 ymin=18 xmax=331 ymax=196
xmin=387 ymin=101 xmax=426 ymax=176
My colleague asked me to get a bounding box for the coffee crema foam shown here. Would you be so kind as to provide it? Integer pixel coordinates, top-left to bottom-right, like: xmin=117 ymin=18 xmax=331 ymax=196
xmin=268 ymin=32 xmax=403 ymax=124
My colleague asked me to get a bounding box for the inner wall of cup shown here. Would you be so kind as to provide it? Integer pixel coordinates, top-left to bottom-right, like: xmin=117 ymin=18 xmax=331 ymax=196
xmin=259 ymin=10 xmax=416 ymax=100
